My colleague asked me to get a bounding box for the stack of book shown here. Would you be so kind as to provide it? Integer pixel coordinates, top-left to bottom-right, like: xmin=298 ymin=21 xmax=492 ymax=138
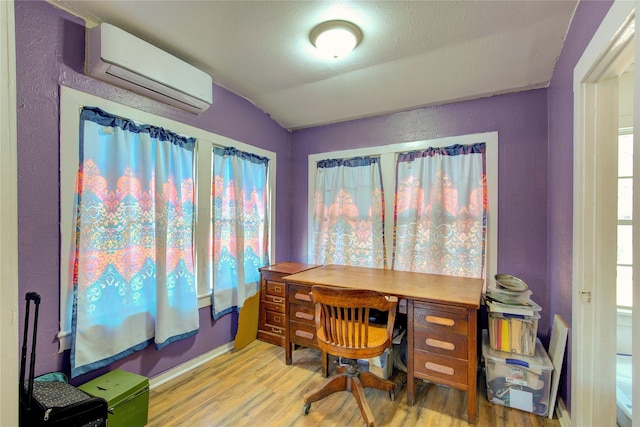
xmin=485 ymin=274 xmax=541 ymax=356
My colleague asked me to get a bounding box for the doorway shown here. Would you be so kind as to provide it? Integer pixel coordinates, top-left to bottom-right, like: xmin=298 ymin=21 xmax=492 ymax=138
xmin=573 ymin=2 xmax=638 ymax=426
xmin=616 ymin=69 xmax=634 ymax=427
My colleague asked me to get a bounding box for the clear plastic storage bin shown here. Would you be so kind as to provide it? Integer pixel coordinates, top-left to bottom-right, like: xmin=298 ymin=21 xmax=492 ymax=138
xmin=488 ymin=311 xmax=540 ymax=356
xmin=482 ymin=330 xmax=553 ymax=416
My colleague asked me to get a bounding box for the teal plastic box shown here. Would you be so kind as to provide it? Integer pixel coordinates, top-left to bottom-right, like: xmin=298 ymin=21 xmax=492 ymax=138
xmin=79 ymin=369 xmax=149 ymax=427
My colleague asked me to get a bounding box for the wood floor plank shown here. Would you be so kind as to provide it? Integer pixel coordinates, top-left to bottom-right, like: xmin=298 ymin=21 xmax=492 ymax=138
xmin=148 ymin=340 xmax=561 ymax=426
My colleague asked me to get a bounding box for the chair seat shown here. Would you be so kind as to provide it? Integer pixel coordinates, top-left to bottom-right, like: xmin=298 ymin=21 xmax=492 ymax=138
xmin=317 ymin=322 xmax=389 ymax=360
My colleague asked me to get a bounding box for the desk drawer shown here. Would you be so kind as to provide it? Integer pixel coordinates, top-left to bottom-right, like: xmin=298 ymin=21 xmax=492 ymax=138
xmin=289 ymin=320 xmax=318 ymax=349
xmin=263 ymin=308 xmax=286 ymax=329
xmin=265 ymin=280 xmax=285 ymax=297
xmin=263 ymin=295 xmax=285 ymax=313
xmin=414 ymin=303 xmax=468 ymax=336
xmin=288 ymin=284 xmax=313 ymax=306
xmin=414 ymin=350 xmax=467 ymax=386
xmin=290 ymin=303 xmax=315 ymax=324
xmin=414 ymin=328 xmax=467 ymax=360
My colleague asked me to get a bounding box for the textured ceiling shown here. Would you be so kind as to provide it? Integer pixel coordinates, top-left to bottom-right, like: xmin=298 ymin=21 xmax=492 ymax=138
xmin=51 ymin=0 xmax=578 ymax=130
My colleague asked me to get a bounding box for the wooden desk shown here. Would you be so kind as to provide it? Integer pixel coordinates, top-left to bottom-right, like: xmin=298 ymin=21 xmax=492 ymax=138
xmin=257 ymin=262 xmax=319 ymax=347
xmin=283 ymin=264 xmax=483 ymax=424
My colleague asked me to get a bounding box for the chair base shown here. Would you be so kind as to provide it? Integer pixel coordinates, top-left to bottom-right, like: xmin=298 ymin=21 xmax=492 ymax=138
xmin=303 ymin=365 xmax=396 ymax=427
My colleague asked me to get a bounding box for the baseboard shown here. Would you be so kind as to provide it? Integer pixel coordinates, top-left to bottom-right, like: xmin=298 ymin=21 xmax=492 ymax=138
xmin=556 ymin=397 xmax=571 ymax=427
xmin=149 ymin=342 xmax=234 ymax=389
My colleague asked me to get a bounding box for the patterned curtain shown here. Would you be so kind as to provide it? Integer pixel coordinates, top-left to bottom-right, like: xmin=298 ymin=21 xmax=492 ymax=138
xmin=71 ymin=107 xmax=199 ymax=377
xmin=211 ymin=147 xmax=270 ymax=319
xmin=311 ymin=156 xmax=385 ymax=268
xmin=393 ymin=143 xmax=486 ymax=278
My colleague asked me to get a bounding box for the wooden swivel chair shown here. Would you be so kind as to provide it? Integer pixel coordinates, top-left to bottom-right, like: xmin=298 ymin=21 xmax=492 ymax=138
xmin=302 ymin=285 xmax=398 ymax=427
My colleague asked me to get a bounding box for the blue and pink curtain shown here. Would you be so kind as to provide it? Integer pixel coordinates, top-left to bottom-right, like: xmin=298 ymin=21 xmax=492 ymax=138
xmin=311 ymin=156 xmax=385 ymax=268
xmin=71 ymin=107 xmax=199 ymax=377
xmin=393 ymin=143 xmax=487 ymax=278
xmin=211 ymin=147 xmax=270 ymax=319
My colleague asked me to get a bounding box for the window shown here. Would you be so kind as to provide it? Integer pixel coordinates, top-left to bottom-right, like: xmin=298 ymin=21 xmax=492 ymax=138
xmin=59 ymin=87 xmax=275 ymax=352
xmin=617 ymin=130 xmax=633 ymax=308
xmin=393 ymin=143 xmax=486 ymax=278
xmin=308 ymin=132 xmax=497 ymax=285
xmin=70 ymin=107 xmax=200 ymax=376
xmin=209 ymin=147 xmax=270 ymax=319
xmin=311 ymin=156 xmax=385 ymax=268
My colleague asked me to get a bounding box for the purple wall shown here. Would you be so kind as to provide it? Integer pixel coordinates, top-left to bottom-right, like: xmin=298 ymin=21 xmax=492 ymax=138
xmin=15 ymin=0 xmax=291 ymax=384
xmin=14 ymin=0 xmax=618 ymax=417
xmin=547 ymin=0 xmax=613 ymax=412
xmin=290 ymin=90 xmax=550 ymax=332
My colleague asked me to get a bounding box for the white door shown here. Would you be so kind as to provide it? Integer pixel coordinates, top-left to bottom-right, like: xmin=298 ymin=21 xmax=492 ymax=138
xmin=573 ymin=2 xmax=639 ymax=426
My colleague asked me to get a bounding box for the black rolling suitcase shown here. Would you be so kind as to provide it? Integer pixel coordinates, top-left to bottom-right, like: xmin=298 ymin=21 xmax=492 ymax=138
xmin=20 ymin=292 xmax=108 ymax=427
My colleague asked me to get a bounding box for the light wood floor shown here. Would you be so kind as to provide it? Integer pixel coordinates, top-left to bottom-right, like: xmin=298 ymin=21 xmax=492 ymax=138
xmin=148 ymin=339 xmax=561 ymax=427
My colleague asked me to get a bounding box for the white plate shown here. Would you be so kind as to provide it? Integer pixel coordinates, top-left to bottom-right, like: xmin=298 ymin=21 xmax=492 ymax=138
xmin=494 ymin=274 xmax=529 ymax=291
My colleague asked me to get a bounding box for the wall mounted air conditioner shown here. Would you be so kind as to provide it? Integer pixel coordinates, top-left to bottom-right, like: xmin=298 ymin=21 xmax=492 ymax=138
xmin=86 ymin=23 xmax=213 ymax=114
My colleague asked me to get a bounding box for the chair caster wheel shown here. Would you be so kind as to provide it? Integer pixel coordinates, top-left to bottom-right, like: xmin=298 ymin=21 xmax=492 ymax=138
xmin=389 ymin=390 xmax=396 ymax=401
xmin=303 ymin=402 xmax=311 ymax=415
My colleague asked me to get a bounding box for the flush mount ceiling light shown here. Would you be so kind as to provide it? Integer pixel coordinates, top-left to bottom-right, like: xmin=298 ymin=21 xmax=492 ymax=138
xmin=310 ymin=20 xmax=362 ymax=59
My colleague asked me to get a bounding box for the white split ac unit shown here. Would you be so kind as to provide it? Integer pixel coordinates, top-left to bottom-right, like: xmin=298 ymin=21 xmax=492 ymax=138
xmin=86 ymin=23 xmax=213 ymax=114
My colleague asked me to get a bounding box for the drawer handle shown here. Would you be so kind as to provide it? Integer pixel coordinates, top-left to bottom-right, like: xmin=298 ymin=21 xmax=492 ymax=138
xmin=295 ymin=311 xmax=314 ymax=321
xmin=424 ymin=362 xmax=455 ymax=376
xmin=295 ymin=330 xmax=314 ymax=340
xmin=273 ymin=286 xmax=281 ymax=293
xmin=294 ymin=292 xmax=312 ymax=302
xmin=271 ymin=327 xmax=281 ymax=333
xmin=425 ymin=338 xmax=455 ymax=351
xmin=425 ymin=315 xmax=455 ymax=327
xmin=272 ymin=297 xmax=283 ymax=304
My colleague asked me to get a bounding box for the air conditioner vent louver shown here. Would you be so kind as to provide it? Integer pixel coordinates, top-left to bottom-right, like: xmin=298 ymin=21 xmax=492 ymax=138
xmin=86 ymin=23 xmax=212 ymax=114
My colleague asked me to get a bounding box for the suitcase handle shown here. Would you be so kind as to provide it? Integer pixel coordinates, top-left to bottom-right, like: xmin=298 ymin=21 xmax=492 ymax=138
xmin=26 ymin=292 xmax=41 ymax=303
xmin=20 ymin=292 xmax=41 ymax=410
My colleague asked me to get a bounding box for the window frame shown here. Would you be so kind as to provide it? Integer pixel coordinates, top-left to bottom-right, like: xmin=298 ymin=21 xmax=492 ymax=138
xmin=59 ymin=86 xmax=276 ymax=351
xmin=307 ymin=132 xmax=498 ymax=286
xmin=617 ymin=128 xmax=633 ymax=309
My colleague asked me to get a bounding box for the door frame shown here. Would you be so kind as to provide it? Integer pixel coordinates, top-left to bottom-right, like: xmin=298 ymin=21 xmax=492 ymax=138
xmin=572 ymin=1 xmax=638 ymax=426
xmin=0 ymin=0 xmax=19 ymax=426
